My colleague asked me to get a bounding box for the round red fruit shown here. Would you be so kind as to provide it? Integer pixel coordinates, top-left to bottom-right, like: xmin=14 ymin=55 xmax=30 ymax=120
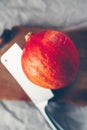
xmin=21 ymin=30 xmax=80 ymax=89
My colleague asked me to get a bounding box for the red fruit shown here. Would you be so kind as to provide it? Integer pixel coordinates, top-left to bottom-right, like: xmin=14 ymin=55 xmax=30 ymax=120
xmin=21 ymin=30 xmax=80 ymax=89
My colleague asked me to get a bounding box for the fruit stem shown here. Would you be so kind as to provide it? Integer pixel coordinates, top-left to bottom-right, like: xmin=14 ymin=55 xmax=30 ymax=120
xmin=25 ymin=32 xmax=32 ymax=42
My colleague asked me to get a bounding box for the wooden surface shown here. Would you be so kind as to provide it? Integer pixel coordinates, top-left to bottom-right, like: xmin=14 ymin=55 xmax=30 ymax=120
xmin=0 ymin=26 xmax=87 ymax=105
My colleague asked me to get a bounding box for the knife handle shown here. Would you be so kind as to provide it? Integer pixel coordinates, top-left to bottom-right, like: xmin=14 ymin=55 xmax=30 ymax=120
xmin=45 ymin=106 xmax=64 ymax=130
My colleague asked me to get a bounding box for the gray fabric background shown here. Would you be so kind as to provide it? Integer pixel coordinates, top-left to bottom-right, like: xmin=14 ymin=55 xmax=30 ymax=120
xmin=0 ymin=101 xmax=52 ymax=130
xmin=0 ymin=0 xmax=87 ymax=35
xmin=0 ymin=0 xmax=87 ymax=129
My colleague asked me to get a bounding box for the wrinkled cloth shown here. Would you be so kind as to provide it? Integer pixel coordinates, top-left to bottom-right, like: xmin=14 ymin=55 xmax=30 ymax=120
xmin=0 ymin=100 xmax=52 ymax=130
xmin=46 ymin=101 xmax=87 ymax=130
xmin=0 ymin=0 xmax=87 ymax=36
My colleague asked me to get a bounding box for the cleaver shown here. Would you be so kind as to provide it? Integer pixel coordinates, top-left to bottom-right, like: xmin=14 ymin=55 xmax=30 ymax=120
xmin=1 ymin=43 xmax=64 ymax=130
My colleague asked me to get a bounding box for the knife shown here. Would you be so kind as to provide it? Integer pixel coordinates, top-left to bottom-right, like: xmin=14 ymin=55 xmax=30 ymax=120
xmin=1 ymin=43 xmax=64 ymax=130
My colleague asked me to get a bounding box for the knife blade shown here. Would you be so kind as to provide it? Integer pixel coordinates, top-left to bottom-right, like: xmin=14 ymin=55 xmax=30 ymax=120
xmin=1 ymin=43 xmax=64 ymax=130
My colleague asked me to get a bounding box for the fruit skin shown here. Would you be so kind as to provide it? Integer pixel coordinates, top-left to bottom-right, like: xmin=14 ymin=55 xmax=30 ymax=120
xmin=21 ymin=30 xmax=80 ymax=90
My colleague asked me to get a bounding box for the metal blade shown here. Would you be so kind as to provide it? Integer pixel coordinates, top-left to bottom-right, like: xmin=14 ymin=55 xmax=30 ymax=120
xmin=1 ymin=43 xmax=63 ymax=130
xmin=1 ymin=43 xmax=54 ymax=105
